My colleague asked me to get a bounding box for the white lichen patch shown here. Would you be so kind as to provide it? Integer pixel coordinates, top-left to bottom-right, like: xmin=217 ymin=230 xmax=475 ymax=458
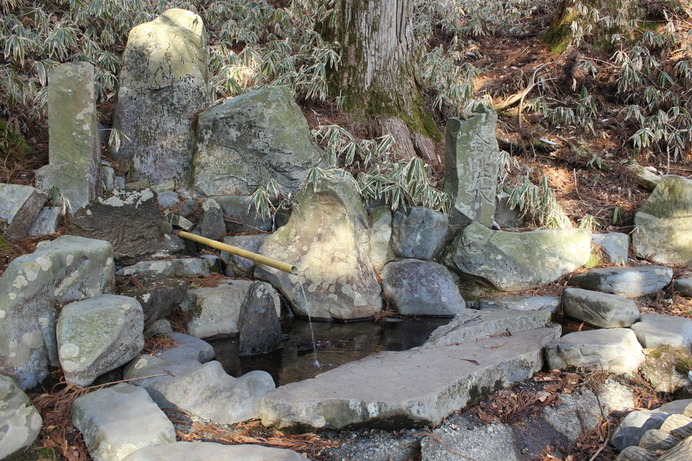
xmin=36 ymin=255 xmax=53 ymax=272
xmin=60 ymin=343 xmax=80 ymax=359
xmin=12 ymin=275 xmax=28 ymax=290
xmin=8 ymin=293 xmax=16 ymax=300
xmin=0 ymin=310 xmax=5 ymax=319
xmin=24 ymin=267 xmax=39 ymax=282
xmin=66 ymin=254 xmax=74 ymax=266
xmin=141 ymin=293 xmax=151 ymax=303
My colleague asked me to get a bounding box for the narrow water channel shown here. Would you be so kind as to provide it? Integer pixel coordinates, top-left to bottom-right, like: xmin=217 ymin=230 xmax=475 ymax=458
xmin=209 ymin=317 xmax=451 ymax=386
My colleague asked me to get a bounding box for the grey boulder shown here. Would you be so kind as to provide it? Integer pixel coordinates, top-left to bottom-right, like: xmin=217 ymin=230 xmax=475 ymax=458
xmin=57 ymin=295 xmax=144 ymax=386
xmin=631 ymin=313 xmax=692 ymax=348
xmin=382 ymin=259 xmax=466 ymax=317
xmin=125 ymin=355 xmax=275 ymax=425
xmin=443 ymin=222 xmax=591 ymax=291
xmin=632 ymin=175 xmax=692 ymax=266
xmin=545 ymin=328 xmax=645 ymax=375
xmin=111 ymin=9 xmax=210 ymax=184
xmin=191 ymin=85 xmax=324 ymax=196
xmin=0 ymin=183 xmax=47 ymax=240
xmin=1 ymin=235 xmax=114 ymax=389
xmin=256 ymin=171 xmax=382 ymax=320
xmin=72 ymin=383 xmax=176 ymax=461
xmin=0 ymin=375 xmax=42 ymax=460
xmin=562 ymin=287 xmax=640 ymax=328
xmin=391 ymin=206 xmax=448 ymax=260
xmin=569 ymin=266 xmax=673 ymax=298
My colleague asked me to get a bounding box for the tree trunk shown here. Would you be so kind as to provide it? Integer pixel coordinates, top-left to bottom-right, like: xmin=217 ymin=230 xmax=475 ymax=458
xmin=323 ymin=0 xmax=441 ymax=163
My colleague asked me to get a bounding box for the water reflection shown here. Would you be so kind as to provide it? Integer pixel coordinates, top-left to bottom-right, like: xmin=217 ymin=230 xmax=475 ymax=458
xmin=209 ymin=317 xmax=450 ymax=386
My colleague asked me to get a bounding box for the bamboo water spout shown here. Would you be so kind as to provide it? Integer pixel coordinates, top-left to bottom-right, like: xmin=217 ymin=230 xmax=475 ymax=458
xmin=175 ymin=230 xmax=298 ymax=275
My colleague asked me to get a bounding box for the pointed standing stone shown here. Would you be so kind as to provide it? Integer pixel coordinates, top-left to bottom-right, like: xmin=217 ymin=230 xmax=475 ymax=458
xmin=444 ymin=105 xmax=502 ymax=227
xmin=35 ymin=62 xmax=100 ymax=213
xmin=111 ymin=9 xmax=210 ymax=184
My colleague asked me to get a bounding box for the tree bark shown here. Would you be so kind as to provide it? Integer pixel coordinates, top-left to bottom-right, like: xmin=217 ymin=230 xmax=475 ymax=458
xmin=322 ymin=0 xmax=441 ymax=163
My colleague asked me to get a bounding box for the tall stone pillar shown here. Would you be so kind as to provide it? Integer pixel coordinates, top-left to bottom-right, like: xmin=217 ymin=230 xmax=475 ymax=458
xmin=35 ymin=62 xmax=100 ymax=213
xmin=110 ymin=8 xmax=210 ymax=185
xmin=444 ymin=105 xmax=502 ymax=228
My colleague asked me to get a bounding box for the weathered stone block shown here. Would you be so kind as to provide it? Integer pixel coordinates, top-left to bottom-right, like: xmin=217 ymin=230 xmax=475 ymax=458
xmin=0 ymin=184 xmax=47 ymax=240
xmin=444 ymin=105 xmax=501 ymax=227
xmin=632 ymin=175 xmax=692 ymax=267
xmin=35 ymin=62 xmax=100 ymax=213
xmin=111 ymin=9 xmax=210 ymax=184
xmin=256 ymin=171 xmax=382 ymax=320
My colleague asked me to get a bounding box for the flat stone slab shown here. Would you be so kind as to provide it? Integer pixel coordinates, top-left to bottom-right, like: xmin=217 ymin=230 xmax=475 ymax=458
xmin=475 ymin=294 xmax=560 ymax=313
xmin=72 ymin=383 xmax=176 ymax=461
xmin=569 ymin=266 xmax=673 ymax=298
xmin=425 ymin=309 xmax=553 ymax=347
xmin=122 ymin=442 xmax=304 ymax=461
xmin=545 ymin=328 xmax=645 ymax=375
xmin=631 ymin=313 xmax=692 ymax=348
xmin=562 ymin=287 xmax=640 ymax=328
xmin=259 ymin=327 xmax=560 ymax=430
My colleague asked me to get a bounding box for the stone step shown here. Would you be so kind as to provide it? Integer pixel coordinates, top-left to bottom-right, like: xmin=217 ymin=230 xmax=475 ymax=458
xmin=259 ymin=326 xmax=560 ymax=430
xmin=425 ymin=308 xmax=553 ymax=347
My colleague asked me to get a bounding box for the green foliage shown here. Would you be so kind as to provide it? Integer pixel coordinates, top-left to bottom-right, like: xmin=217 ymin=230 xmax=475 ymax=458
xmin=249 ymin=178 xmax=284 ymax=221
xmin=502 ymin=168 xmax=572 ymax=229
xmin=357 ymin=157 xmax=451 ymax=214
xmin=311 ymin=125 xmax=451 ymax=213
xmin=532 ymin=1 xmax=692 ymax=165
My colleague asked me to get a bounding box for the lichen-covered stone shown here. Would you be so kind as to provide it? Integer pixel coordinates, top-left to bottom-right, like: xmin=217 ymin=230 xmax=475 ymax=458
xmin=443 ymin=222 xmax=591 ymax=291
xmin=192 ymin=86 xmax=325 ymax=196
xmin=444 ymin=105 xmax=502 ymax=227
xmin=72 ymin=383 xmax=176 ymax=461
xmin=111 ymin=9 xmax=210 ymax=184
xmin=632 ymin=175 xmax=692 ymax=267
xmin=35 ymin=62 xmax=100 ymax=212
xmin=57 ymin=295 xmax=144 ymax=386
xmin=0 ymin=375 xmax=42 ymax=459
xmin=0 ymin=236 xmax=114 ymax=389
xmin=256 ymin=171 xmax=382 ymax=320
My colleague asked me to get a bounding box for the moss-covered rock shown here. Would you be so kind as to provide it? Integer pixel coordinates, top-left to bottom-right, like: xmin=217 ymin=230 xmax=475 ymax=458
xmin=632 ymin=175 xmax=692 ymax=267
xmin=256 ymin=171 xmax=382 ymax=320
xmin=191 ymin=86 xmax=325 ymax=196
xmin=444 ymin=222 xmax=591 ymax=291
